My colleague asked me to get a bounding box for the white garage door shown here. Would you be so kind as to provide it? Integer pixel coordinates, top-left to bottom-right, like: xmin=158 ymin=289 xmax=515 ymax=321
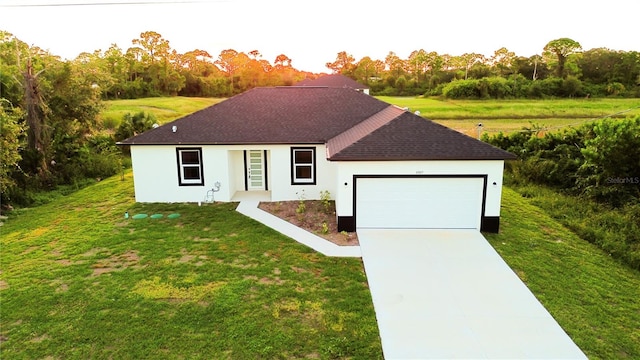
xmin=356 ymin=177 xmax=484 ymax=229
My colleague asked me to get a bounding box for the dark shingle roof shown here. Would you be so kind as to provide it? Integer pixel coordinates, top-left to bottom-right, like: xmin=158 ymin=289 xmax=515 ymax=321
xmin=328 ymin=112 xmax=518 ymax=161
xmin=326 ymin=106 xmax=404 ymax=158
xmin=118 ymin=87 xmax=388 ymax=145
xmin=294 ymin=74 xmax=369 ymax=90
xmin=118 ymin=87 xmax=516 ymax=161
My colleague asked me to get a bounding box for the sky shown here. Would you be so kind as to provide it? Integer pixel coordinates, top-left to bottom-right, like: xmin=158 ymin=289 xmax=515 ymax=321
xmin=1 ymin=0 xmax=639 ymax=73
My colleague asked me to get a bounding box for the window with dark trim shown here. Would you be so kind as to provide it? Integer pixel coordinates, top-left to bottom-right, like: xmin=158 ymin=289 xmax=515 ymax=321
xmin=176 ymin=147 xmax=204 ymax=186
xmin=291 ymin=147 xmax=316 ymax=184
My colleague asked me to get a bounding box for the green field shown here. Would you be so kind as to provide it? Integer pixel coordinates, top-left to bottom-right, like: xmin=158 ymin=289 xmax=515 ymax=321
xmin=377 ymin=97 xmax=640 ymax=119
xmin=101 ymin=97 xmax=223 ymax=128
xmin=378 ymin=97 xmax=640 ymax=137
xmin=2 ymin=173 xmax=639 ymax=359
xmin=100 ymin=96 xmax=640 ymax=137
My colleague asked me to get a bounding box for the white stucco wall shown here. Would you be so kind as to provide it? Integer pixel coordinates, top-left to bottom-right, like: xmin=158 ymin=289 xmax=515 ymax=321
xmin=228 ymin=150 xmax=245 ymax=197
xmin=267 ymin=144 xmax=337 ymax=201
xmin=129 ymin=144 xmax=337 ymax=203
xmin=333 ymin=160 xmax=506 ymax=218
xmin=130 ymin=145 xmax=230 ymax=203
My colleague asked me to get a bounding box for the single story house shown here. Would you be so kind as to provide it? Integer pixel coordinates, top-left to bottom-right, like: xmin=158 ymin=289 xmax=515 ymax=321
xmin=295 ymin=74 xmax=370 ymax=94
xmin=118 ymin=87 xmax=516 ymax=233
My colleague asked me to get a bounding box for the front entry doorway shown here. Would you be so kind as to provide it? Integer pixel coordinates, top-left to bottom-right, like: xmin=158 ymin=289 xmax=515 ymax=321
xmin=245 ymin=150 xmax=266 ymax=191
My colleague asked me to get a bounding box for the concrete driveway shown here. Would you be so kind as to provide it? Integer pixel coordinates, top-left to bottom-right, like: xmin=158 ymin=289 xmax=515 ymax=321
xmin=358 ymin=229 xmax=587 ymax=360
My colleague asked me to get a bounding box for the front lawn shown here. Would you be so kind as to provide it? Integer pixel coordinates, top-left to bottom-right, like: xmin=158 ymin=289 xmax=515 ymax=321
xmin=0 ymin=172 xmax=382 ymax=359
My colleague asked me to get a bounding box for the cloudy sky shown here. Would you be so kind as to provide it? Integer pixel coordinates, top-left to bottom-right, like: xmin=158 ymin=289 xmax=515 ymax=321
xmin=1 ymin=0 xmax=638 ymax=73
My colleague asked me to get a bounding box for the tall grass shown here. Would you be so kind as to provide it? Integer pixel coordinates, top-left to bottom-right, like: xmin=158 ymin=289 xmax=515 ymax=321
xmin=505 ymin=180 xmax=640 ymax=270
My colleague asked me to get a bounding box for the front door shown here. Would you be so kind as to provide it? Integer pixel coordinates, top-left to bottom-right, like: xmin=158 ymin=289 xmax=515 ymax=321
xmin=246 ymin=150 xmax=265 ymax=190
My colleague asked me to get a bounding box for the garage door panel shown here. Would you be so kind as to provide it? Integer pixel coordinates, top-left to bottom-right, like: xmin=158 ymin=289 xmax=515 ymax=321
xmin=356 ymin=177 xmax=484 ymax=229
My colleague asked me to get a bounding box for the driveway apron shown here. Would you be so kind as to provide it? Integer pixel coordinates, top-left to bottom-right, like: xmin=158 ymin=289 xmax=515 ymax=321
xmin=358 ymin=229 xmax=587 ymax=360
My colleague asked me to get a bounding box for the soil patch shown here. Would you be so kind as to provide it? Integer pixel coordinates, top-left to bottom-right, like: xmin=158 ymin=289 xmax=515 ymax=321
xmin=258 ymin=200 xmax=358 ymax=246
xmin=90 ymin=250 xmax=143 ymax=276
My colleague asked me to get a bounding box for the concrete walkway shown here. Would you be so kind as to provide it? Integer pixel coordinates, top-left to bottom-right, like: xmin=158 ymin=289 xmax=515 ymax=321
xmin=358 ymin=228 xmax=587 ymax=360
xmin=235 ymin=201 xmax=361 ymax=257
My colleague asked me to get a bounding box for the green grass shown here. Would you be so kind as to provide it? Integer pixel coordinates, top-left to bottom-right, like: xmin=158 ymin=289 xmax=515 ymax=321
xmin=2 ymin=172 xmax=639 ymax=359
xmin=484 ymin=188 xmax=640 ymax=359
xmin=377 ymin=97 xmax=640 ymax=135
xmin=0 ymin=172 xmax=382 ymax=359
xmin=377 ymin=97 xmax=640 ymax=119
xmin=504 ymin=181 xmax=640 ymax=270
xmin=100 ymin=97 xmax=223 ymax=128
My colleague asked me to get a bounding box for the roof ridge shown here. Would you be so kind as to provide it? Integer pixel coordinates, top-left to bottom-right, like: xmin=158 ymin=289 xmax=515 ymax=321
xmin=326 ymin=105 xmax=405 ymax=158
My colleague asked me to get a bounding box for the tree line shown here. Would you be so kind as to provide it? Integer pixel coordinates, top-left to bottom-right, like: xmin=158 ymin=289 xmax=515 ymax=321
xmin=3 ymin=31 xmax=639 ymax=100
xmin=331 ymin=38 xmax=639 ymax=98
xmin=0 ymin=30 xmax=313 ymax=101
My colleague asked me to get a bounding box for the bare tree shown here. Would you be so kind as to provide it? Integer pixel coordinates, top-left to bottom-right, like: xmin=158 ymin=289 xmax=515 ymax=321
xmin=21 ymin=56 xmax=49 ymax=175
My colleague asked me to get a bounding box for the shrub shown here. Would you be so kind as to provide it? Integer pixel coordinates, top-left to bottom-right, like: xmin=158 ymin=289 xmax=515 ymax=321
xmin=560 ymin=76 xmax=584 ymax=97
xmin=485 ymin=116 xmax=639 ymax=207
xmin=486 ymin=77 xmax=512 ymax=98
xmin=442 ymin=77 xmax=516 ymax=99
xmin=605 ymin=82 xmax=626 ymax=96
xmin=581 ymin=82 xmax=607 ymax=97
xmin=321 ymin=221 xmax=329 ymax=234
xmin=79 ymin=135 xmax=123 ymax=180
xmin=508 ymin=74 xmax=530 ymax=98
xmin=114 ymin=111 xmax=157 ymax=142
xmin=527 ymin=77 xmax=564 ymax=98
xmin=319 ymin=190 xmax=332 ymax=214
xmin=101 ymin=115 xmax=120 ymax=130
xmin=442 ymin=79 xmax=480 ymax=98
xmin=295 ymin=190 xmax=306 ymax=220
xmin=577 ymin=116 xmax=640 ymax=206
